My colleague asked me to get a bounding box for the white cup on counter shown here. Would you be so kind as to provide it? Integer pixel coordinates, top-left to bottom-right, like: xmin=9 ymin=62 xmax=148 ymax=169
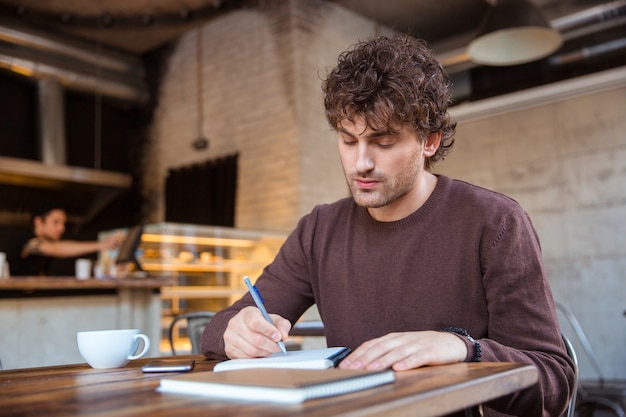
xmin=75 ymin=258 xmax=92 ymax=280
xmin=0 ymin=252 xmax=7 ymax=278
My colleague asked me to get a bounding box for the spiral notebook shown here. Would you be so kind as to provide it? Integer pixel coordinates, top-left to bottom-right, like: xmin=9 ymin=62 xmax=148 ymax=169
xmin=212 ymin=347 xmax=351 ymax=372
xmin=158 ymin=367 xmax=396 ymax=403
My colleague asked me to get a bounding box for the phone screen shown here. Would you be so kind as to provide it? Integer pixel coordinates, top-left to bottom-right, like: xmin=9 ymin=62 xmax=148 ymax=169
xmin=141 ymin=359 xmax=195 ymax=373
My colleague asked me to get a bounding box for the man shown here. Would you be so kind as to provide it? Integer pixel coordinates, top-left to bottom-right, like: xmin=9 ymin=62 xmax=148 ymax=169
xmin=5 ymin=204 xmax=120 ymax=276
xmin=201 ymin=35 xmax=575 ymax=416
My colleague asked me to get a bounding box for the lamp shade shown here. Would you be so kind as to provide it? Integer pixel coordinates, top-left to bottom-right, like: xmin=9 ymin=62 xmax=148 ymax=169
xmin=468 ymin=0 xmax=563 ymax=66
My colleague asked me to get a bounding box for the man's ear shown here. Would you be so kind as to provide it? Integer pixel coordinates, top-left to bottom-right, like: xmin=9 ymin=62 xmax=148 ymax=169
xmin=423 ymin=132 xmax=441 ymax=157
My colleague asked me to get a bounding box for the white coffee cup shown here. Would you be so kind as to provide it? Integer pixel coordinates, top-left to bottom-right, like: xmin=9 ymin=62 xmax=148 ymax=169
xmin=77 ymin=329 xmax=150 ymax=369
xmin=75 ymin=258 xmax=92 ymax=280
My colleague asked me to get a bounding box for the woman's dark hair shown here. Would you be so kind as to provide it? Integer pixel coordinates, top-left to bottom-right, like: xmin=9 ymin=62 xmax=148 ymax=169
xmin=32 ymin=203 xmax=65 ymax=221
xmin=322 ymin=34 xmax=456 ymax=170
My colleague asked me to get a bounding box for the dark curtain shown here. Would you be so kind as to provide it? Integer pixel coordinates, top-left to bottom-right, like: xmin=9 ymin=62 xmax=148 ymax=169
xmin=165 ymin=154 xmax=238 ymax=227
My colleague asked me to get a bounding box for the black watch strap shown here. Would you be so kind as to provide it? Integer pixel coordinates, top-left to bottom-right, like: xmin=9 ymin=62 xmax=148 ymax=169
xmin=442 ymin=327 xmax=482 ymax=362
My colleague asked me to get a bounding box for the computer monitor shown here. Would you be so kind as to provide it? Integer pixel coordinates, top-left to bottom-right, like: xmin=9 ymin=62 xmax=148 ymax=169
xmin=115 ymin=224 xmax=144 ymax=271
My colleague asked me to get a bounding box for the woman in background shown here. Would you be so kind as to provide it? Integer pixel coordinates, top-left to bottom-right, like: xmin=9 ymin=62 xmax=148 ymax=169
xmin=4 ymin=204 xmax=120 ymax=276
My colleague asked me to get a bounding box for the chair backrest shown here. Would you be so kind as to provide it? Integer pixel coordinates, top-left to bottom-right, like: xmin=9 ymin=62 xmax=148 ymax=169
xmin=555 ymin=301 xmax=606 ymax=382
xmin=168 ymin=311 xmax=216 ymax=355
xmin=561 ymin=332 xmax=579 ymax=417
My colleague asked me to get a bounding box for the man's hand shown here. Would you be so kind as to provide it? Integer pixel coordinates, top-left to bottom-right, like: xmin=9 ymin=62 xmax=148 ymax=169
xmin=338 ymin=331 xmax=467 ymax=371
xmin=223 ymin=306 xmax=291 ymax=359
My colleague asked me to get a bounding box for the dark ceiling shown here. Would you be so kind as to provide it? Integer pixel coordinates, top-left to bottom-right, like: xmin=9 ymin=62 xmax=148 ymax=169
xmin=0 ymin=0 xmax=494 ymax=53
xmin=0 ymin=1 xmax=621 ymax=52
xmin=0 ymin=0 xmax=624 ymax=101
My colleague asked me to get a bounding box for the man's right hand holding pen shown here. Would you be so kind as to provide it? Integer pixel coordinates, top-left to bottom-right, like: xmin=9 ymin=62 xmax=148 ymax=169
xmin=223 ymin=276 xmax=290 ymax=359
xmin=223 ymin=306 xmax=291 ymax=359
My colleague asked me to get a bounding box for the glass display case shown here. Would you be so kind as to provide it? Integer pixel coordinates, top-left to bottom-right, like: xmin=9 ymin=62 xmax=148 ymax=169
xmin=99 ymin=223 xmax=287 ymax=353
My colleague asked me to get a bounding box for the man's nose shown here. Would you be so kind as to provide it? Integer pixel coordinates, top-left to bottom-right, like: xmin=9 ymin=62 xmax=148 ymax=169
xmin=356 ymin=144 xmax=374 ymax=173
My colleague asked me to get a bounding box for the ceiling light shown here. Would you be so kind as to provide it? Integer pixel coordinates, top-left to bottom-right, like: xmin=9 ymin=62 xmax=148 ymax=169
xmin=468 ymin=0 xmax=563 ymax=66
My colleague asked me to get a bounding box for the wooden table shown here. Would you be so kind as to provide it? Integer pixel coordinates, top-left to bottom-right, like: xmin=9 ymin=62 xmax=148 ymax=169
xmin=0 ymin=355 xmax=538 ymax=417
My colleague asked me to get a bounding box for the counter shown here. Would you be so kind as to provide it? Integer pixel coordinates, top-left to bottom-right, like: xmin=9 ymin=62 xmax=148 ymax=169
xmin=0 ymin=276 xmax=174 ymax=370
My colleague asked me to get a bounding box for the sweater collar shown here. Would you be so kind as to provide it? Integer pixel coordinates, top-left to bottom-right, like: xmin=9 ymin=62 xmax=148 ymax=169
xmin=356 ymin=174 xmax=450 ymax=231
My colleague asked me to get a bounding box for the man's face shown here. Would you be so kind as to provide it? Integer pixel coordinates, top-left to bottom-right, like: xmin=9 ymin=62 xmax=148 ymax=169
xmin=36 ymin=209 xmax=66 ymax=241
xmin=337 ymin=117 xmax=425 ymax=213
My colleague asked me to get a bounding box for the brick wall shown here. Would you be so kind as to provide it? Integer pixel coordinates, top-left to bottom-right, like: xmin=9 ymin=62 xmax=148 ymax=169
xmin=143 ymin=0 xmax=390 ymax=232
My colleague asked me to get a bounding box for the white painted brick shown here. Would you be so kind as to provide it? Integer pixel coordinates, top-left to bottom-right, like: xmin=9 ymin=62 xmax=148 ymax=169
xmin=145 ymin=0 xmax=379 ymax=230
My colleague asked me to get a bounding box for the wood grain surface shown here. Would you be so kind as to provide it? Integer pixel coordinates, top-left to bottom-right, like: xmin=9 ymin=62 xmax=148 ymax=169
xmin=0 ymin=356 xmax=537 ymax=417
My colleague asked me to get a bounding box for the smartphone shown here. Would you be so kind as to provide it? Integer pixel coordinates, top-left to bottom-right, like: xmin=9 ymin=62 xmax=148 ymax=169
xmin=141 ymin=359 xmax=195 ymax=373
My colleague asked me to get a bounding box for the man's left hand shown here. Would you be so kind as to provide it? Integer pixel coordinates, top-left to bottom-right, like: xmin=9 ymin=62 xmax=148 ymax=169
xmin=338 ymin=330 xmax=467 ymax=371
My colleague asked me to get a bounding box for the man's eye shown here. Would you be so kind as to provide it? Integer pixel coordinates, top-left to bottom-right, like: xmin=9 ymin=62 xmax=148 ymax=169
xmin=377 ymin=141 xmax=394 ymax=148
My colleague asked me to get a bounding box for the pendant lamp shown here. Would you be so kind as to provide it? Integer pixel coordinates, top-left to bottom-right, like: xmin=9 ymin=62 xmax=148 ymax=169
xmin=193 ymin=27 xmax=210 ymax=151
xmin=468 ymin=0 xmax=563 ymax=66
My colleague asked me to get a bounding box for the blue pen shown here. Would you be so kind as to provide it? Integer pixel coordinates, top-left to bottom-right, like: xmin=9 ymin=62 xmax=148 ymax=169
xmin=243 ymin=276 xmax=287 ymax=354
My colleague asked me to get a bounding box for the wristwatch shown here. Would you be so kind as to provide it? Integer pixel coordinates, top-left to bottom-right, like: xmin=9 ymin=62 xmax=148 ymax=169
xmin=442 ymin=327 xmax=482 ymax=362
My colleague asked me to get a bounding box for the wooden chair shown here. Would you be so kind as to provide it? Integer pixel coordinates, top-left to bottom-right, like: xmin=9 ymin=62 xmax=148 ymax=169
xmin=168 ymin=311 xmax=216 ymax=355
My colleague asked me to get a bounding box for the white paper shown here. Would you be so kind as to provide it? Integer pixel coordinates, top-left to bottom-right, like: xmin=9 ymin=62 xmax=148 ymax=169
xmin=213 ymin=347 xmax=348 ymax=372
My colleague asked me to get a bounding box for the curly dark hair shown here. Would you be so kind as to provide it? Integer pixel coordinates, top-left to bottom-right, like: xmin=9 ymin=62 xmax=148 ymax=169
xmin=322 ymin=34 xmax=456 ymax=170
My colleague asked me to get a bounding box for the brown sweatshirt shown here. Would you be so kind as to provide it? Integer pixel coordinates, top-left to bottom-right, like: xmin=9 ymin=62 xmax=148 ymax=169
xmin=201 ymin=175 xmax=575 ymax=416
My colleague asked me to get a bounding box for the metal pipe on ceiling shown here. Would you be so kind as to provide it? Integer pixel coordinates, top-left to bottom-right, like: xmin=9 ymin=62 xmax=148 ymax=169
xmin=551 ymin=0 xmax=626 ymax=35
xmin=0 ymin=51 xmax=148 ymax=102
xmin=549 ymin=37 xmax=626 ymax=66
xmin=0 ymin=17 xmax=143 ymax=76
xmin=0 ymin=18 xmax=147 ymax=103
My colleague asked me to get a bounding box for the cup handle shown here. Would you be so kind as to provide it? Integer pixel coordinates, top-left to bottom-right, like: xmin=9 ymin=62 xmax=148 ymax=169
xmin=128 ymin=334 xmax=150 ymax=360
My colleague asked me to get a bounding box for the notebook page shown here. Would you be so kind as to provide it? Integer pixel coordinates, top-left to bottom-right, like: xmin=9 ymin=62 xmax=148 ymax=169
xmin=213 ymin=347 xmax=349 ymax=372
